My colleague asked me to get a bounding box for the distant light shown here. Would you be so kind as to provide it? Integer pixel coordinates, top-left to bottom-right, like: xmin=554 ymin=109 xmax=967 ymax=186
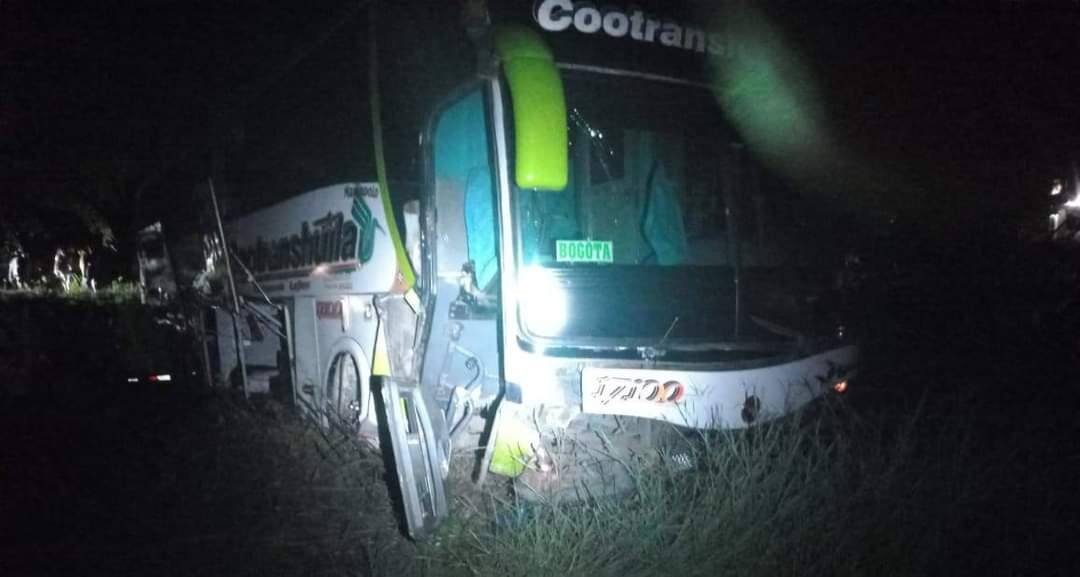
xmin=127 ymin=377 xmax=139 ymax=383
xmin=832 ymin=380 xmax=848 ymax=394
xmin=149 ymin=374 xmax=172 ymax=382
xmin=1051 ymin=182 xmax=1063 ymax=196
xmin=312 ymin=264 xmax=329 ymax=276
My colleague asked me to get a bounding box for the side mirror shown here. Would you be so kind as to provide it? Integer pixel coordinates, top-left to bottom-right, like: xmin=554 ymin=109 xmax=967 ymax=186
xmin=494 ymin=26 xmax=568 ymax=191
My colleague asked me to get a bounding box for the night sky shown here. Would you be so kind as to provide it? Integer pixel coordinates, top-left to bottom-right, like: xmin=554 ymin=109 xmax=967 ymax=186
xmin=787 ymin=4 xmax=1080 ymax=228
xmin=4 ymin=0 xmax=1079 ymax=256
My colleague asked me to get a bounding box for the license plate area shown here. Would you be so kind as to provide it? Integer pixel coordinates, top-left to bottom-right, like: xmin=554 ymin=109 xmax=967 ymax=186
xmin=581 ymin=368 xmax=688 ymax=416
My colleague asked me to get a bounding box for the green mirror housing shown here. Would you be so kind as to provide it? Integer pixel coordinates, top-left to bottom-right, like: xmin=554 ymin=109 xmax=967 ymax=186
xmin=494 ymin=26 xmax=568 ymax=191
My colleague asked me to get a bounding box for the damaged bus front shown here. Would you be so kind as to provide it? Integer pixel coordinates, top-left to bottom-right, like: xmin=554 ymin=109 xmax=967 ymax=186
xmin=494 ymin=20 xmax=853 ymax=488
xmin=408 ymin=1 xmax=858 ymax=532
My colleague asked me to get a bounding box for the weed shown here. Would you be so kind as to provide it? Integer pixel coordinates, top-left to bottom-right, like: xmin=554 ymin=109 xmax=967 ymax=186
xmin=420 ymin=399 xmax=988 ymax=577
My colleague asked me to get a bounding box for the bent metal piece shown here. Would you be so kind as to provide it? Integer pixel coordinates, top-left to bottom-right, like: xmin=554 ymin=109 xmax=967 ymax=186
xmin=380 ymin=377 xmax=449 ymax=539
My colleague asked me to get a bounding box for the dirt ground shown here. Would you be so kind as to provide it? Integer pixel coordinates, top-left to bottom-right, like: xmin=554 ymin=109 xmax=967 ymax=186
xmin=0 ymin=385 xmax=415 ymax=577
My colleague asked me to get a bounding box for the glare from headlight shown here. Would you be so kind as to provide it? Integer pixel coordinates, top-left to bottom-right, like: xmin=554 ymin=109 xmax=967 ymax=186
xmin=520 ymin=266 xmax=567 ymax=336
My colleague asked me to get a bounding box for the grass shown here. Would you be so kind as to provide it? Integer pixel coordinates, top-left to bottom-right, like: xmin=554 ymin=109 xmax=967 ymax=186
xmin=6 ymin=376 xmax=1024 ymax=577
xmin=418 ymin=398 xmax=998 ymax=577
xmin=0 ymin=277 xmax=142 ymax=304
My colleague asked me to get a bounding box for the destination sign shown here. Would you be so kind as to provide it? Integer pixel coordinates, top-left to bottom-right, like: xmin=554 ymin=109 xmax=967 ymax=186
xmin=556 ymin=239 xmax=613 ymax=263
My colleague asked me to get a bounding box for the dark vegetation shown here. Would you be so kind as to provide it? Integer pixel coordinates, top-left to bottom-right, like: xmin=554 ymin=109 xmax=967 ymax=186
xmin=0 ymin=294 xmax=414 ymax=576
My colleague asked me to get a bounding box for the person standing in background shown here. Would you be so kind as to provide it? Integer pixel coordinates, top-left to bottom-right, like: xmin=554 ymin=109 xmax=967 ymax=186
xmin=6 ymin=248 xmax=23 ymax=289
xmin=53 ymin=247 xmax=70 ymax=291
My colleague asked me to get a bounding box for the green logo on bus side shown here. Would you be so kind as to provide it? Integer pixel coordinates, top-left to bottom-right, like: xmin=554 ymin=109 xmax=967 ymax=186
xmin=556 ymin=240 xmax=613 ymax=264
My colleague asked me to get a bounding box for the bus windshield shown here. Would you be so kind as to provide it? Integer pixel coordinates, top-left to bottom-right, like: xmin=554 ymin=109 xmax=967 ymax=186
xmin=514 ymin=71 xmax=803 ymax=271
xmin=511 ymin=71 xmax=828 ymax=344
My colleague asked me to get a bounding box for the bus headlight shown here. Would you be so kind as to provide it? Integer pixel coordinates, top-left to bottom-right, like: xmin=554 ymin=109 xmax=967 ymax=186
xmin=520 ymin=266 xmax=567 ymax=336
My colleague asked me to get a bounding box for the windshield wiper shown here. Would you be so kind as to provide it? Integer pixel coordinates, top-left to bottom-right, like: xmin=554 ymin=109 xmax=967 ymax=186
xmin=723 ymin=146 xmax=744 ymax=338
xmin=639 ymin=315 xmax=680 ymax=363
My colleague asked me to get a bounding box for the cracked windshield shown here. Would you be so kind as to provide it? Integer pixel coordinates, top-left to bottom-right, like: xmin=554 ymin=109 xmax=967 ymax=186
xmin=515 ymin=72 xmax=803 ymax=271
xmin=513 ymin=71 xmax=825 ymax=342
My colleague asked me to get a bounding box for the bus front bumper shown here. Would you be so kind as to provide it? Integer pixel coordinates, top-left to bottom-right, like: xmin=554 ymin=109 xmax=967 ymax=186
xmin=580 ymin=344 xmax=858 ymax=429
